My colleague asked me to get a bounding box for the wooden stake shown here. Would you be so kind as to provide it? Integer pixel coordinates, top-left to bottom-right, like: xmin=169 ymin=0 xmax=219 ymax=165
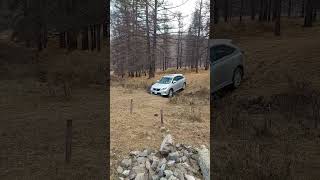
xmin=160 ymin=109 xmax=163 ymax=125
xmin=65 ymin=119 xmax=72 ymax=163
xmin=130 ymin=99 xmax=133 ymax=114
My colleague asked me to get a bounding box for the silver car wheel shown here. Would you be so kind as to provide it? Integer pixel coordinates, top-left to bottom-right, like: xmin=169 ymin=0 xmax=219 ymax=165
xmin=168 ymin=89 xmax=173 ymax=97
xmin=233 ymin=68 xmax=242 ymax=88
xmin=182 ymin=83 xmax=186 ymax=90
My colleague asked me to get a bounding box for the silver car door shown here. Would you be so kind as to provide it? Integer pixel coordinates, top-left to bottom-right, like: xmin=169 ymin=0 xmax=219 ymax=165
xmin=172 ymin=76 xmax=179 ymax=91
xmin=219 ymin=46 xmax=238 ymax=86
xmin=211 ymin=46 xmax=231 ymax=90
xmin=178 ymin=76 xmax=183 ymax=89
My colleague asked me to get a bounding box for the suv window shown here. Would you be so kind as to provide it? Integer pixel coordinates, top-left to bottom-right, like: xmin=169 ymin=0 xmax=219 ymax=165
xmin=210 ymin=45 xmax=235 ymax=62
xmin=173 ymin=76 xmax=179 ymax=81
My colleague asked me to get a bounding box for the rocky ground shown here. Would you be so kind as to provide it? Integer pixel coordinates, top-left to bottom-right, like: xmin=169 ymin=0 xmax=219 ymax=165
xmin=116 ymin=134 xmax=209 ymax=180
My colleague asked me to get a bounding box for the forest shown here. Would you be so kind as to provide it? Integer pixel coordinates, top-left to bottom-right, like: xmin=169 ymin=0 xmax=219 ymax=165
xmin=0 ymin=0 xmax=108 ymax=52
xmin=111 ymin=0 xmax=210 ymax=78
xmin=213 ymin=0 xmax=320 ymax=35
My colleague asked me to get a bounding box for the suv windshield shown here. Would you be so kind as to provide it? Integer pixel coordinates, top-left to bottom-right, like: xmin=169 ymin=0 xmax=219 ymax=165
xmin=158 ymin=77 xmax=172 ymax=84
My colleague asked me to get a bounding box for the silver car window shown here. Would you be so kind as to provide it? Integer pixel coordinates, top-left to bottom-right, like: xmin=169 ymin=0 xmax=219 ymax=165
xmin=210 ymin=45 xmax=236 ymax=62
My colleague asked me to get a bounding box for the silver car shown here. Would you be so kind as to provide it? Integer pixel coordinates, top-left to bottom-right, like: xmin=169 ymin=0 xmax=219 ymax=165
xmin=210 ymin=39 xmax=245 ymax=94
xmin=150 ymin=74 xmax=186 ymax=97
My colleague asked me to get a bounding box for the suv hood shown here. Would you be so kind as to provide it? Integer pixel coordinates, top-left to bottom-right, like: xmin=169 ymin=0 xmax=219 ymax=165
xmin=151 ymin=83 xmax=170 ymax=89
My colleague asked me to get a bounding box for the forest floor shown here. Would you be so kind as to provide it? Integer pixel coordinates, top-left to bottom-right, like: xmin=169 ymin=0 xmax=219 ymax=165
xmin=0 ymin=33 xmax=107 ymax=179
xmin=110 ymin=69 xmax=210 ymax=179
xmin=212 ymin=18 xmax=320 ymax=179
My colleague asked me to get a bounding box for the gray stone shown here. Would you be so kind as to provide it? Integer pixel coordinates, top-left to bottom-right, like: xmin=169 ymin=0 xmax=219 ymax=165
xmin=130 ymin=151 xmax=141 ymax=156
xmin=184 ymin=174 xmax=196 ymax=180
xmin=175 ymin=163 xmax=187 ymax=174
xmin=164 ymin=170 xmax=173 ymax=177
xmin=189 ymin=158 xmax=200 ymax=171
xmin=168 ymin=175 xmax=178 ymax=180
xmin=121 ymin=158 xmax=132 ymax=168
xmin=132 ymin=166 xmax=146 ymax=174
xmin=167 ymin=160 xmax=175 ymax=167
xmin=173 ymin=169 xmax=184 ymax=180
xmin=129 ymin=170 xmax=137 ymax=179
xmin=137 ymin=157 xmax=147 ymax=167
xmin=117 ymin=166 xmax=124 ymax=174
xmin=179 ymin=156 xmax=187 ymax=163
xmin=168 ymin=152 xmax=179 ymax=161
xmin=151 ymin=158 xmax=159 ymax=170
xmin=181 ymin=162 xmax=197 ymax=174
xmin=158 ymin=158 xmax=167 ymax=169
xmin=151 ymin=175 xmax=160 ymax=180
xmin=145 ymin=160 xmax=151 ymax=170
xmin=197 ymin=146 xmax=210 ymax=180
xmin=135 ymin=173 xmax=147 ymax=180
xmin=160 ymin=134 xmax=174 ymax=154
xmin=160 ymin=178 xmax=167 ymax=180
xmin=158 ymin=164 xmax=166 ymax=177
xmin=123 ymin=170 xmax=130 ymax=177
xmin=139 ymin=149 xmax=150 ymax=157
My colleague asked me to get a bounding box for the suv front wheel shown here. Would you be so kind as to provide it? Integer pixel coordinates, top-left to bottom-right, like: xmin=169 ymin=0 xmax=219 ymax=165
xmin=232 ymin=67 xmax=243 ymax=89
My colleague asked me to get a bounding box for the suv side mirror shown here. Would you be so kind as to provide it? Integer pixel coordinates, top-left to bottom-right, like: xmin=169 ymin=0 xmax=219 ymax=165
xmin=172 ymin=81 xmax=177 ymax=84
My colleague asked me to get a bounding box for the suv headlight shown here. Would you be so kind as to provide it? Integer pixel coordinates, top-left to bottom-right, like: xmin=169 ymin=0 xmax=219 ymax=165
xmin=161 ymin=87 xmax=167 ymax=90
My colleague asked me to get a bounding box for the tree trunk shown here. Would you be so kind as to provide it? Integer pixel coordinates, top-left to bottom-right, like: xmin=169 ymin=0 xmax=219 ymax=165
xmin=145 ymin=1 xmax=152 ymax=79
xmin=301 ymin=0 xmax=305 ymax=17
xmin=288 ymin=0 xmax=292 ymax=17
xmin=224 ymin=0 xmax=229 ymax=22
xmin=150 ymin=0 xmax=158 ymax=78
xmin=196 ymin=0 xmax=203 ymax=73
xmin=267 ymin=0 xmax=272 ymax=22
xmin=96 ymin=24 xmax=101 ymax=51
xmin=240 ymin=0 xmax=244 ymax=22
xmin=274 ymin=0 xmax=281 ymax=36
xmin=259 ymin=0 xmax=263 ymax=21
xmin=304 ymin=0 xmax=313 ymax=27
xmin=251 ymin=0 xmax=256 ymax=20
xmin=213 ymin=0 xmax=219 ymax=24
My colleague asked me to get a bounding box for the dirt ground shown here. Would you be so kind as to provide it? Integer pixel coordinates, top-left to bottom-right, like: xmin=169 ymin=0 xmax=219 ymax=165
xmin=212 ymin=18 xmax=320 ymax=179
xmin=110 ymin=70 xmax=210 ymax=179
xmin=0 ymin=35 xmax=107 ymax=179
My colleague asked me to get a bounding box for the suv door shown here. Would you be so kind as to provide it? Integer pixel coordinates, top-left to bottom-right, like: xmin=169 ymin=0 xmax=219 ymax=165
xmin=210 ymin=45 xmax=237 ymax=91
xmin=172 ymin=76 xmax=180 ymax=91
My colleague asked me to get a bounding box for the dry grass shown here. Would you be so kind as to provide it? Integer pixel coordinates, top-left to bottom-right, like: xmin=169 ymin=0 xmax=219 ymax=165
xmin=110 ymin=69 xmax=209 ymax=179
xmin=0 ymin=37 xmax=107 ymax=179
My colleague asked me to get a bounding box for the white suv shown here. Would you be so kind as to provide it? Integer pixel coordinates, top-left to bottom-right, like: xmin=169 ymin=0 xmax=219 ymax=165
xmin=150 ymin=74 xmax=186 ymax=97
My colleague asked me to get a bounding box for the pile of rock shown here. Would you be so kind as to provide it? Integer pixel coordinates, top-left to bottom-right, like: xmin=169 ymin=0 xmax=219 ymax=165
xmin=117 ymin=134 xmax=209 ymax=180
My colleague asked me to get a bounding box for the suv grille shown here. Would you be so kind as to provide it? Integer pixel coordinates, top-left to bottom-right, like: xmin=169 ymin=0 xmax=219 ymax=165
xmin=153 ymin=88 xmax=160 ymax=91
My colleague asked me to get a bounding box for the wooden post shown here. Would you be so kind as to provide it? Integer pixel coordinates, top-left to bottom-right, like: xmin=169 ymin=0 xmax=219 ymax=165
xmin=160 ymin=109 xmax=163 ymax=125
xmin=65 ymin=119 xmax=72 ymax=163
xmin=130 ymin=99 xmax=133 ymax=114
xmin=268 ymin=104 xmax=271 ymax=128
